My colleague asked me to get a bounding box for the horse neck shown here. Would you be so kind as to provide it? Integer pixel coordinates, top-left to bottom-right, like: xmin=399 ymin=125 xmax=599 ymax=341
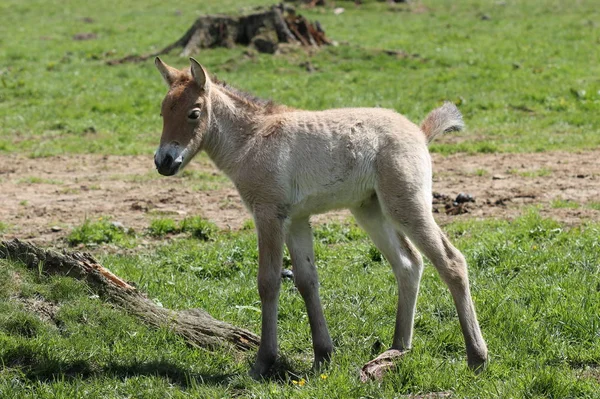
xmin=203 ymin=87 xmax=257 ymax=178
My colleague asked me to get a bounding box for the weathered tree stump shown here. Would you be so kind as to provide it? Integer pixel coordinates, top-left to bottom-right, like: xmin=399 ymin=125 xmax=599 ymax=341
xmin=107 ymin=4 xmax=330 ymax=65
xmin=0 ymin=239 xmax=260 ymax=351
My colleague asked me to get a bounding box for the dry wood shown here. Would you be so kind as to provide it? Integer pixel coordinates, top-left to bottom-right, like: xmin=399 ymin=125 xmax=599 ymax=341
xmin=107 ymin=4 xmax=329 ymax=65
xmin=359 ymin=349 xmax=408 ymax=382
xmin=0 ymin=239 xmax=260 ymax=351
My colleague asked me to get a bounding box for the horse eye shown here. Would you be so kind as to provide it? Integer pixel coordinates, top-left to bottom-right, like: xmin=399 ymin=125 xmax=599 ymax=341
xmin=188 ymin=109 xmax=201 ymax=120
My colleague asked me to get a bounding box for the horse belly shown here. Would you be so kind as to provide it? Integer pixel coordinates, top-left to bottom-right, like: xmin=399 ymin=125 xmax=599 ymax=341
xmin=290 ymin=171 xmax=376 ymax=218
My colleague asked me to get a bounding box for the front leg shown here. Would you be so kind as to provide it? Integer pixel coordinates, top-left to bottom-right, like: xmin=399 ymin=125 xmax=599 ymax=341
xmin=250 ymin=214 xmax=285 ymax=378
xmin=286 ymin=218 xmax=333 ymax=369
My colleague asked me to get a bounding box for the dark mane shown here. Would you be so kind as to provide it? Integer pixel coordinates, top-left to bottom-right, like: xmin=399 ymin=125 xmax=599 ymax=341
xmin=214 ymin=78 xmax=287 ymax=114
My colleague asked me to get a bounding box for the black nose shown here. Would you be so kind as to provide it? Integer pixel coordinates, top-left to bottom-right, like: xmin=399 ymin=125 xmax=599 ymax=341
xmin=155 ymin=153 xmax=182 ymax=176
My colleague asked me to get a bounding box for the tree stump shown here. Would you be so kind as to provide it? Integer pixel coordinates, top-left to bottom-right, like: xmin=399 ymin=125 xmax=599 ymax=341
xmin=108 ymin=4 xmax=330 ymax=65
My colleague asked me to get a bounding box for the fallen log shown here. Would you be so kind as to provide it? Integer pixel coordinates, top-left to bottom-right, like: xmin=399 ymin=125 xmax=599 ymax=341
xmin=107 ymin=4 xmax=330 ymax=65
xmin=0 ymin=239 xmax=260 ymax=351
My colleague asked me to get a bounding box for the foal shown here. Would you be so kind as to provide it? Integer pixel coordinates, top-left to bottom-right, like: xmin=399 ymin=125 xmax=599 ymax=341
xmin=153 ymin=57 xmax=488 ymax=377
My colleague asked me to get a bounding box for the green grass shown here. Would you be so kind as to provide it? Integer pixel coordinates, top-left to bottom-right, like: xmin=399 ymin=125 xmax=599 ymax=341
xmin=148 ymin=216 xmax=217 ymax=240
xmin=1 ymin=213 xmax=599 ymax=398
xmin=474 ymin=168 xmax=489 ymax=177
xmin=1 ymin=0 xmax=599 ymax=157
xmin=508 ymin=167 xmax=553 ymax=178
xmin=18 ymin=177 xmax=64 ymax=185
xmin=179 ymin=216 xmax=218 ymax=241
xmin=1 ymin=0 xmax=600 ymax=397
xmin=66 ymin=218 xmax=136 ymax=247
xmin=551 ymin=199 xmax=580 ymax=209
xmin=148 ymin=218 xmax=179 ymax=237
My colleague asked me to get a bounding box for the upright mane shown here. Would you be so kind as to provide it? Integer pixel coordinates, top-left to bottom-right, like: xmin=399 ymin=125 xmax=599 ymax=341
xmin=213 ymin=78 xmax=289 ymax=114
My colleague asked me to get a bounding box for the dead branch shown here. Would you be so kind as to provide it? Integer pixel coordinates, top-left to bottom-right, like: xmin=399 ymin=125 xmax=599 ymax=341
xmin=0 ymin=239 xmax=260 ymax=351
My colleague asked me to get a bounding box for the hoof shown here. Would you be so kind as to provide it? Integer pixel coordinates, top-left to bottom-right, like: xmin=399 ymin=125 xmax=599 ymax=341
xmin=250 ymin=355 xmax=276 ymax=380
xmin=467 ymin=351 xmax=488 ymax=374
xmin=312 ymin=346 xmax=333 ymax=371
xmin=249 ymin=364 xmax=270 ymax=380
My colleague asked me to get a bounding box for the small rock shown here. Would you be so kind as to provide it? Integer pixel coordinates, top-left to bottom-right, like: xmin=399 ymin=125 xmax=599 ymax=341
xmin=299 ymin=61 xmax=316 ymax=73
xmin=111 ymin=221 xmax=125 ymax=230
xmin=492 ymin=175 xmax=506 ymax=180
xmin=72 ymin=32 xmax=97 ymax=41
xmin=333 ymin=7 xmax=345 ymax=15
xmin=281 ymin=269 xmax=294 ymax=279
xmin=494 ymin=197 xmax=510 ymax=206
xmin=131 ymin=201 xmax=149 ymax=212
xmin=50 ymin=226 xmax=62 ymax=232
xmin=455 ymin=192 xmax=475 ymax=204
xmin=432 ymin=192 xmax=451 ymax=204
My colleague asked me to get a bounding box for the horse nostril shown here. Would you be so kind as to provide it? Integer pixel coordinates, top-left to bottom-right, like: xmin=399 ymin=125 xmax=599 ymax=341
xmin=163 ymin=153 xmax=174 ymax=166
xmin=155 ymin=151 xmax=183 ymax=176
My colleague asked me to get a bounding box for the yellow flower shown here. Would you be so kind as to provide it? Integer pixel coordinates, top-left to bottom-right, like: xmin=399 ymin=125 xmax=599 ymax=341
xmin=320 ymin=374 xmax=328 ymax=380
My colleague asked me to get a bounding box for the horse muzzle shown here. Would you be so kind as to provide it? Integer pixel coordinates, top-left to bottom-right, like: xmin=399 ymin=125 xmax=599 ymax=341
xmin=154 ymin=144 xmax=185 ymax=176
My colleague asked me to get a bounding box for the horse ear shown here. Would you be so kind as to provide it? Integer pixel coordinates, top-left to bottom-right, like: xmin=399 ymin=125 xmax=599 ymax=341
xmin=190 ymin=58 xmax=210 ymax=91
xmin=155 ymin=57 xmax=179 ymax=86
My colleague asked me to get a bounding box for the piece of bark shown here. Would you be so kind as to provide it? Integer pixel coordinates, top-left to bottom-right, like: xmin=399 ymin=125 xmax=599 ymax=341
xmin=0 ymin=239 xmax=260 ymax=351
xmin=360 ymin=349 xmax=408 ymax=382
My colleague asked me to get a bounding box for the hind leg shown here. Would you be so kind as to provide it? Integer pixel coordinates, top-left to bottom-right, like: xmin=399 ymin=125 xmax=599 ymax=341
xmin=351 ymin=196 xmax=424 ymax=351
xmin=376 ymin=155 xmax=488 ymax=369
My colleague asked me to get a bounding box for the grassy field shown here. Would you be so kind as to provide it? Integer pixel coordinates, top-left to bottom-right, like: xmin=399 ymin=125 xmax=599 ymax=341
xmin=1 ymin=213 xmax=600 ymax=398
xmin=1 ymin=0 xmax=600 ymax=398
xmin=1 ymin=0 xmax=599 ymax=156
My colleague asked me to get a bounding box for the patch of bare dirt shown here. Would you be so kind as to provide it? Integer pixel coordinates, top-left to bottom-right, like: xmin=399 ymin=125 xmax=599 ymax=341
xmin=0 ymin=150 xmax=599 ymax=245
xmin=14 ymin=296 xmax=60 ymax=325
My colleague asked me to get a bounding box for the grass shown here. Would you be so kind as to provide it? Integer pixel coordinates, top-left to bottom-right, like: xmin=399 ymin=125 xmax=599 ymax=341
xmin=1 ymin=213 xmax=599 ymax=398
xmin=551 ymin=199 xmax=580 ymax=209
xmin=1 ymin=0 xmax=599 ymax=157
xmin=1 ymin=0 xmax=599 ymax=397
xmin=508 ymin=167 xmax=553 ymax=178
xmin=148 ymin=216 xmax=217 ymax=240
xmin=148 ymin=218 xmax=179 ymax=237
xmin=17 ymin=177 xmax=64 ymax=185
xmin=474 ymin=168 xmax=488 ymax=177
xmin=66 ymin=218 xmax=136 ymax=247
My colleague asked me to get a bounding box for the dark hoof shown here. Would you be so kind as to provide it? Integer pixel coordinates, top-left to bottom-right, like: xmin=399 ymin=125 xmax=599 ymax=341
xmin=467 ymin=354 xmax=488 ymax=374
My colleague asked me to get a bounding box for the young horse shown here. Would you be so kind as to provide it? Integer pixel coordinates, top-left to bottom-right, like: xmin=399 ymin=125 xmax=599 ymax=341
xmin=154 ymin=57 xmax=488 ymax=377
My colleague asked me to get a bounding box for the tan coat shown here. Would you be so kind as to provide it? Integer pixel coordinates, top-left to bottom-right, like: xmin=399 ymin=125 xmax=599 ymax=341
xmin=154 ymin=58 xmax=487 ymax=378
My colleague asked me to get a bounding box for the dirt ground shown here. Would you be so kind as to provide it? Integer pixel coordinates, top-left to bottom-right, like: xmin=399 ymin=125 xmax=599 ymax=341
xmin=1 ymin=150 xmax=598 ymax=245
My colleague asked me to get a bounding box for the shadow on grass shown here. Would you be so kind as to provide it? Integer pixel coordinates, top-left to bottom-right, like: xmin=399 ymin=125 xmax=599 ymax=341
xmin=3 ymin=345 xmax=234 ymax=387
xmin=3 ymin=344 xmax=306 ymax=388
xmin=255 ymin=356 xmax=309 ymax=384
